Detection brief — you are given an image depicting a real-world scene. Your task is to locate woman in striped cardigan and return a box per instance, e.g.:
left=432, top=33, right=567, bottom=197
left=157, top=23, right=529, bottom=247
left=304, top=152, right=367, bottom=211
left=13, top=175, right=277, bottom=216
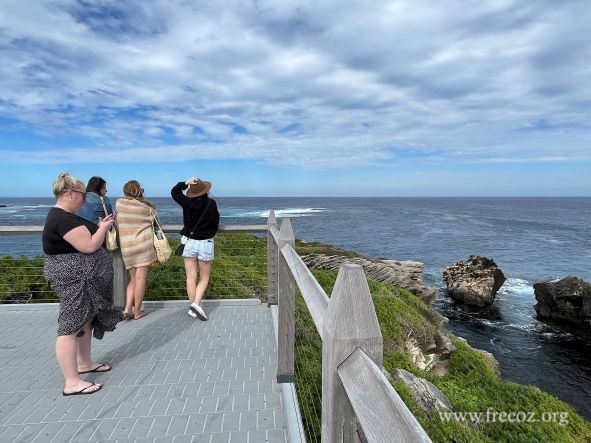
left=116, top=180, right=158, bottom=320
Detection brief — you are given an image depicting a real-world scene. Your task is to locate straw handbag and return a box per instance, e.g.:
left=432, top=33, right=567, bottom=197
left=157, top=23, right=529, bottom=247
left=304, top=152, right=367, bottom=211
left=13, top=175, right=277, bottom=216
left=99, top=197, right=118, bottom=251
left=151, top=209, right=172, bottom=263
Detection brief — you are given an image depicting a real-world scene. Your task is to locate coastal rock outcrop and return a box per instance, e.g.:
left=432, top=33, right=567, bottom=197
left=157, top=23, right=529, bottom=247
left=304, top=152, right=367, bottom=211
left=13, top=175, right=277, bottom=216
left=442, top=255, right=506, bottom=307
left=534, top=276, right=591, bottom=337
left=393, top=369, right=453, bottom=412
left=301, top=253, right=437, bottom=304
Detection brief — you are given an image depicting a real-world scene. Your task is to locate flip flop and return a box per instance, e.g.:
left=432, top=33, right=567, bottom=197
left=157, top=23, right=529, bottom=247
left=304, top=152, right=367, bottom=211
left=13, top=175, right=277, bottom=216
left=122, top=312, right=133, bottom=320
left=78, top=363, right=112, bottom=375
left=134, top=311, right=148, bottom=320
left=63, top=383, right=102, bottom=396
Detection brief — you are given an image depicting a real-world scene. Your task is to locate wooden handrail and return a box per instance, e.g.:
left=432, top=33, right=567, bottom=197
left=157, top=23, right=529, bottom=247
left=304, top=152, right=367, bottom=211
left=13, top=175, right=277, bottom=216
left=338, top=348, right=432, bottom=442
left=275, top=217, right=432, bottom=442
left=280, top=243, right=328, bottom=339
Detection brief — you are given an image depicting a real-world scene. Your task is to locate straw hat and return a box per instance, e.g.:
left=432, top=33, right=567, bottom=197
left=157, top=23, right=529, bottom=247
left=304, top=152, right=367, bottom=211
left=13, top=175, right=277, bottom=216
left=186, top=179, right=211, bottom=198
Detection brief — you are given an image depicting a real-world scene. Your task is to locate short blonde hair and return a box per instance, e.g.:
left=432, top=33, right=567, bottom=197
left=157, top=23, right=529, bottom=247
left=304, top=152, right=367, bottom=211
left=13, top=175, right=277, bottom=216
left=52, top=172, right=83, bottom=198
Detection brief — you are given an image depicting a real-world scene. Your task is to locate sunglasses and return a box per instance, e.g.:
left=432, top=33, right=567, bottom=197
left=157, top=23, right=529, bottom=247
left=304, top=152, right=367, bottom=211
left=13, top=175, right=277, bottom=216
left=70, top=189, right=88, bottom=201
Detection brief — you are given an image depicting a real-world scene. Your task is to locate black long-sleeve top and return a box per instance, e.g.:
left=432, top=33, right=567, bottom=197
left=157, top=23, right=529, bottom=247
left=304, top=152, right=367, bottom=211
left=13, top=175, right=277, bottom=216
left=171, top=182, right=220, bottom=239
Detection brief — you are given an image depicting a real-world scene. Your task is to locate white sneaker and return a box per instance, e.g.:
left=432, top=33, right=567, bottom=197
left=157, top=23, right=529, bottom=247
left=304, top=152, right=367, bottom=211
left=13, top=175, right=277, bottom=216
left=187, top=309, right=197, bottom=319
left=190, top=303, right=208, bottom=321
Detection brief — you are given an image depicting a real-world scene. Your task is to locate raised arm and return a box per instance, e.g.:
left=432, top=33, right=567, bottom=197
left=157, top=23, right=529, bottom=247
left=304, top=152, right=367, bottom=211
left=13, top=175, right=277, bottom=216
left=171, top=181, right=189, bottom=206
left=63, top=214, right=115, bottom=253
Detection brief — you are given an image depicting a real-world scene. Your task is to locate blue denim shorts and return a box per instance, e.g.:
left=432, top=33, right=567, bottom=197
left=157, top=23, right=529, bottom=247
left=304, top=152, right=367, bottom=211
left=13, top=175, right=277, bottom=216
left=180, top=236, right=215, bottom=261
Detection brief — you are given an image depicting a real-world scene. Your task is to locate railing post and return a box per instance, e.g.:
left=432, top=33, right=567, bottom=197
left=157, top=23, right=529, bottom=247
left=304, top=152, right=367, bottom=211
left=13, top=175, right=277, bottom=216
left=277, top=217, right=295, bottom=383
left=267, top=210, right=278, bottom=305
left=111, top=226, right=127, bottom=309
left=322, top=264, right=383, bottom=442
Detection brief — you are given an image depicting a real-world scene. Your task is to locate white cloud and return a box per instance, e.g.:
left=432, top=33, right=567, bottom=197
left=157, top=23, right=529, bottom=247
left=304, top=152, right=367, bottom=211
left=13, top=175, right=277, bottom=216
left=0, top=0, right=590, bottom=168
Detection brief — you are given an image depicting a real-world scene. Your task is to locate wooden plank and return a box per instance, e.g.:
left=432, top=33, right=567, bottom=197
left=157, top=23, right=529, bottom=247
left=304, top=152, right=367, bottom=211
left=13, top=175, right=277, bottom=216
left=111, top=248, right=127, bottom=309
left=277, top=218, right=295, bottom=383
left=322, top=264, right=383, bottom=442
left=281, top=243, right=328, bottom=340
left=338, top=348, right=432, bottom=443
left=267, top=211, right=278, bottom=305
left=269, top=225, right=280, bottom=243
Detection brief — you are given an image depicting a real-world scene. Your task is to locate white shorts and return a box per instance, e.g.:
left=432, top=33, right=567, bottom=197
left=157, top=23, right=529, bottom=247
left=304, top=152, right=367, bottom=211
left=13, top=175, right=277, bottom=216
left=181, top=236, right=215, bottom=261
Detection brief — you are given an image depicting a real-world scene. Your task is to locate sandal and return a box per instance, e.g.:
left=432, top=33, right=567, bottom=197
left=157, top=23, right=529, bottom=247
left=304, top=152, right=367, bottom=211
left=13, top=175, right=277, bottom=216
left=63, top=383, right=102, bottom=396
left=134, top=311, right=148, bottom=320
left=78, top=363, right=112, bottom=374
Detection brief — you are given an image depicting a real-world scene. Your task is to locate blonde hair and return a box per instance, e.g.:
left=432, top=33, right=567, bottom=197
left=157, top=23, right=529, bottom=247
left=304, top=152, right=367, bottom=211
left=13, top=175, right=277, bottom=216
left=122, top=180, right=155, bottom=208
left=52, top=172, right=83, bottom=198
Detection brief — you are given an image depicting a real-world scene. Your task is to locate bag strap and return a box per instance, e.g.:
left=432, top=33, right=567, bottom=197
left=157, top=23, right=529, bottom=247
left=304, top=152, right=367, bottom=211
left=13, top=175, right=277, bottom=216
left=150, top=208, right=164, bottom=232
left=187, top=198, right=210, bottom=237
left=99, top=196, right=110, bottom=216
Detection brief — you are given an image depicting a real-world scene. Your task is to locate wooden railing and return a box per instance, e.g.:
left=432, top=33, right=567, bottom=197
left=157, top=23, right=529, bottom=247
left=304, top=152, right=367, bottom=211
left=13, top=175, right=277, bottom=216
left=267, top=212, right=432, bottom=443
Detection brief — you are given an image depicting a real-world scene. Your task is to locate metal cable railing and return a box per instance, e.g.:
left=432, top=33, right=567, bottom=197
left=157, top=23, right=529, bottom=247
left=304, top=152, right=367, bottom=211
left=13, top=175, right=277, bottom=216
left=294, top=290, right=323, bottom=442
left=0, top=232, right=267, bottom=303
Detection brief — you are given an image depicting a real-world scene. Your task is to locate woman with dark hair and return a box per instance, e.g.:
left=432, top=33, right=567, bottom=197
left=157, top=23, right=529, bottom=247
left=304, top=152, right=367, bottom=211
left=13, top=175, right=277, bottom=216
left=43, top=172, right=123, bottom=396
left=78, top=176, right=113, bottom=224
left=116, top=180, right=158, bottom=320
left=171, top=177, right=220, bottom=320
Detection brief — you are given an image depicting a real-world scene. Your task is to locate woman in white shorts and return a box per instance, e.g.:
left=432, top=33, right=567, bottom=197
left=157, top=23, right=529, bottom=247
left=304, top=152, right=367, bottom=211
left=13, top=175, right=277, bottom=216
left=171, top=177, right=220, bottom=320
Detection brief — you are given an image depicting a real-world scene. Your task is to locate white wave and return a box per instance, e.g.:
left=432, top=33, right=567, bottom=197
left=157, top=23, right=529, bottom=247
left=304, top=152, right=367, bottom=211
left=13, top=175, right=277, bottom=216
left=499, top=278, right=534, bottom=297
left=221, top=208, right=327, bottom=218
left=0, top=204, right=53, bottom=210
left=479, top=319, right=497, bottom=328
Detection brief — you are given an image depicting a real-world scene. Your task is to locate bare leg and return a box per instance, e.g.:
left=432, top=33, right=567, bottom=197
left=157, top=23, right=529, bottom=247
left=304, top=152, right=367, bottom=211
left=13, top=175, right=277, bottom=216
left=194, top=260, right=212, bottom=305
left=76, top=322, right=93, bottom=370
left=56, top=332, right=101, bottom=394
left=133, top=266, right=149, bottom=319
left=124, top=268, right=135, bottom=315
left=184, top=258, right=198, bottom=302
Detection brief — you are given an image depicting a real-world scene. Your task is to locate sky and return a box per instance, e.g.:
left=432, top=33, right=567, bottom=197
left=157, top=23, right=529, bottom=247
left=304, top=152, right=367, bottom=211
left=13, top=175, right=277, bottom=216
left=0, top=0, right=590, bottom=197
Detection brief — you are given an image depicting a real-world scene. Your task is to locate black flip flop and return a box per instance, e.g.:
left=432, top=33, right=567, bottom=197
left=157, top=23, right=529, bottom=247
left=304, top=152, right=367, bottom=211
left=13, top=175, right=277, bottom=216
left=63, top=383, right=102, bottom=396
left=78, top=363, right=112, bottom=374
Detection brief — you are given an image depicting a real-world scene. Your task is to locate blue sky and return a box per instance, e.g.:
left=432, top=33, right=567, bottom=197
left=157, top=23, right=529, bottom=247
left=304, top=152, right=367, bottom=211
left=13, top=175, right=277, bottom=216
left=0, top=0, right=590, bottom=197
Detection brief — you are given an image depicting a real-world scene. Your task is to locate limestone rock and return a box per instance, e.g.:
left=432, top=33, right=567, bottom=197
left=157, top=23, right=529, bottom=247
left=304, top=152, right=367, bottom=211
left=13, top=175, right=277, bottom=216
left=394, top=369, right=453, bottom=412
left=404, top=338, right=437, bottom=372
left=301, top=253, right=437, bottom=304
left=442, top=255, right=506, bottom=307
left=534, top=276, right=591, bottom=337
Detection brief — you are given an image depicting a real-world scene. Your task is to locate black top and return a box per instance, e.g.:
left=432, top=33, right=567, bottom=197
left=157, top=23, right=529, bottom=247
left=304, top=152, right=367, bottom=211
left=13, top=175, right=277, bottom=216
left=171, top=182, right=220, bottom=240
left=43, top=207, right=99, bottom=255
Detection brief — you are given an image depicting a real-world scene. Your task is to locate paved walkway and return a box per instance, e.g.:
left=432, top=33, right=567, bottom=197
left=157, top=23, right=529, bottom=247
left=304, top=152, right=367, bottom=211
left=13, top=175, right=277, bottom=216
left=0, top=299, right=290, bottom=442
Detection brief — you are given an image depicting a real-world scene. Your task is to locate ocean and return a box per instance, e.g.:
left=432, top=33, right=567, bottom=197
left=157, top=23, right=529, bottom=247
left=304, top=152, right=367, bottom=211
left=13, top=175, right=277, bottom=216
left=1, top=196, right=590, bottom=419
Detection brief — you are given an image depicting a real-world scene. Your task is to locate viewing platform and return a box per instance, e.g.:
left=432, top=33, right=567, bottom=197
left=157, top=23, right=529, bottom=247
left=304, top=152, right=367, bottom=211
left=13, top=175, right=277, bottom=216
left=0, top=299, right=299, bottom=442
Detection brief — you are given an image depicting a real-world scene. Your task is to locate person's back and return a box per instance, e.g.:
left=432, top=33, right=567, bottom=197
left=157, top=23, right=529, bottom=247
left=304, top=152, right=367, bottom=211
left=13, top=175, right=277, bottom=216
left=171, top=177, right=220, bottom=321
left=78, top=192, right=112, bottom=224
left=77, top=176, right=113, bottom=224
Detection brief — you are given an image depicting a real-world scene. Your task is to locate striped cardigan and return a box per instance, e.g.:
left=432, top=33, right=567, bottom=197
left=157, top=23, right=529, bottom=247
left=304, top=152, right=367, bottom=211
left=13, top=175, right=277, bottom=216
left=115, top=198, right=157, bottom=269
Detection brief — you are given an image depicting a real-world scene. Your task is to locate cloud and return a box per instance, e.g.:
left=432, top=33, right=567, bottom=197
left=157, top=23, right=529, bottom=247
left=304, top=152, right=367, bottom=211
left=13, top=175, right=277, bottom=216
left=0, top=0, right=589, bottom=168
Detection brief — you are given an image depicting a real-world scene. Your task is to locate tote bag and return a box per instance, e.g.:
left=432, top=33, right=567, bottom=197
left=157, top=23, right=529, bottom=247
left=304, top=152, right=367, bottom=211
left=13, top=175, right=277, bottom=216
left=151, top=209, right=172, bottom=263
left=99, top=197, right=118, bottom=251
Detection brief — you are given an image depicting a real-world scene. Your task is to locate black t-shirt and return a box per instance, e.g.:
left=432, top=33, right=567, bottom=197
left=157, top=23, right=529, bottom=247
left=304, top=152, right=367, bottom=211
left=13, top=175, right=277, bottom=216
left=42, top=207, right=99, bottom=255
